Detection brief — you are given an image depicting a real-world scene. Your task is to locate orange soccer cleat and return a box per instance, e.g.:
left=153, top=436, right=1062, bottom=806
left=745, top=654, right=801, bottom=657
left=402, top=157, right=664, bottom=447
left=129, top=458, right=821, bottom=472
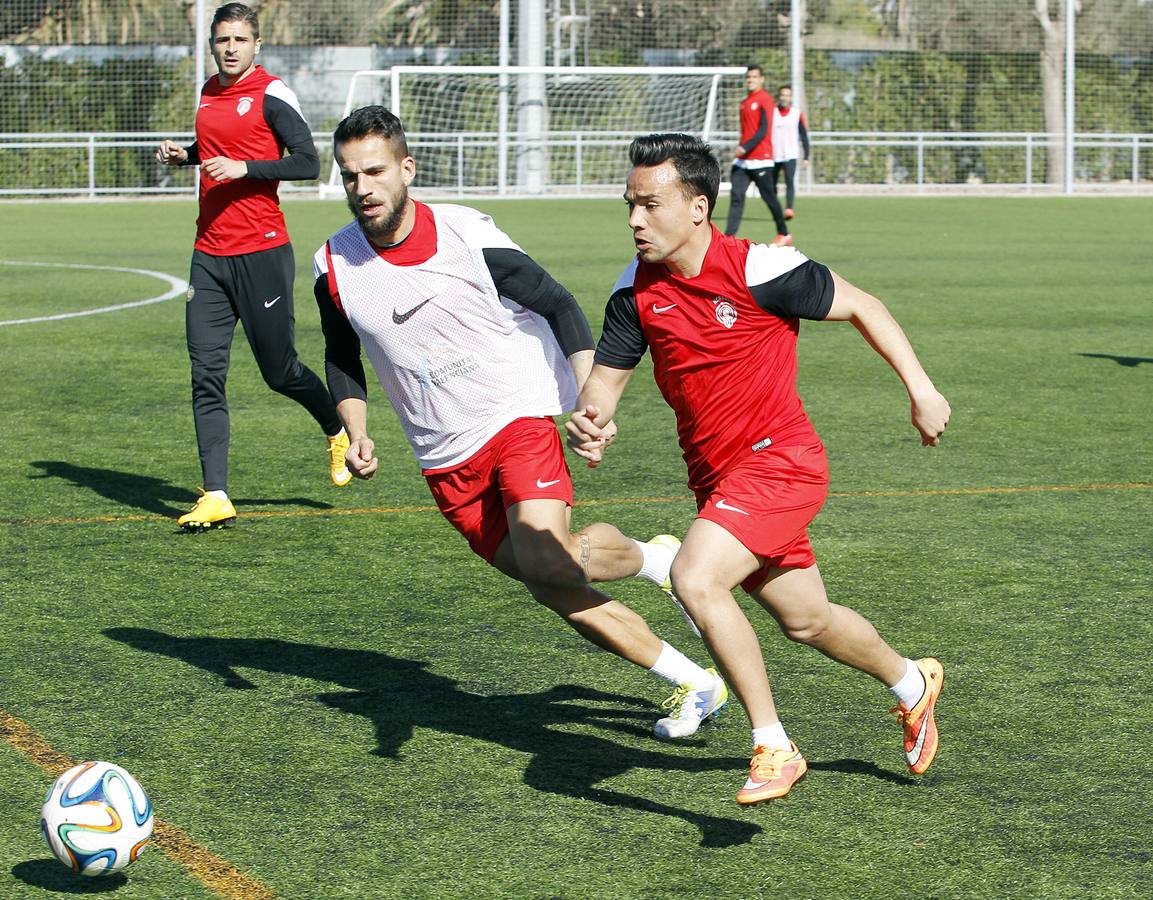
left=891, top=657, right=944, bottom=775
left=735, top=742, right=807, bottom=805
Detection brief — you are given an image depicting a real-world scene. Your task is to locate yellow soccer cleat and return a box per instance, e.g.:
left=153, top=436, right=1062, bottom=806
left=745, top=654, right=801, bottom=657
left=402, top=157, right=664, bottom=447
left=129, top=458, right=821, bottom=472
left=891, top=657, right=944, bottom=775
left=736, top=742, right=808, bottom=805
left=178, top=491, right=236, bottom=531
left=654, top=668, right=729, bottom=739
left=327, top=432, right=352, bottom=487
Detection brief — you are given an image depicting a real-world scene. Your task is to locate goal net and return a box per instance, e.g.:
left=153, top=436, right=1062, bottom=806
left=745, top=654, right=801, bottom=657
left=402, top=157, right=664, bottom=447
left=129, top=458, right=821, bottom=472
left=323, top=65, right=746, bottom=197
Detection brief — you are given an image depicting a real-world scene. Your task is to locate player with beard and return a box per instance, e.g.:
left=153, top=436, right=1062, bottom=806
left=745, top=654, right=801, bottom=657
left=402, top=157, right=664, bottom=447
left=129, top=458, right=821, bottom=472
left=156, top=2, right=349, bottom=531
left=568, top=133, right=950, bottom=804
left=311, top=106, right=728, bottom=738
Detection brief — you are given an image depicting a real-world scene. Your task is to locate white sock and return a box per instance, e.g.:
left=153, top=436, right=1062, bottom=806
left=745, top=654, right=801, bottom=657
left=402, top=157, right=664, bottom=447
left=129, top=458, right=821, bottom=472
left=889, top=658, right=926, bottom=709
left=648, top=641, right=712, bottom=689
left=751, top=722, right=791, bottom=751
left=633, top=538, right=673, bottom=584
left=206, top=490, right=229, bottom=501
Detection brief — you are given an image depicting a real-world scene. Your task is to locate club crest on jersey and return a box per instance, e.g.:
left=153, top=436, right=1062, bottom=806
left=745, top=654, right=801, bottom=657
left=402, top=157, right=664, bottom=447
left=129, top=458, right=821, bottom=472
left=236, top=96, right=255, bottom=116
left=713, top=296, right=738, bottom=329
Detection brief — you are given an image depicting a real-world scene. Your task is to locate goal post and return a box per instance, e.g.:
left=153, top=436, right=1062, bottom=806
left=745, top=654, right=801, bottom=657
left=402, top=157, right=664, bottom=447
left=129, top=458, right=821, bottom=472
left=323, top=65, right=746, bottom=197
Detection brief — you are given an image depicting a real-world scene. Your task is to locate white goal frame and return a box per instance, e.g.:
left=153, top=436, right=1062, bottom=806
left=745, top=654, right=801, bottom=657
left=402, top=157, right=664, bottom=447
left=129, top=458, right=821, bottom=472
left=323, top=65, right=746, bottom=198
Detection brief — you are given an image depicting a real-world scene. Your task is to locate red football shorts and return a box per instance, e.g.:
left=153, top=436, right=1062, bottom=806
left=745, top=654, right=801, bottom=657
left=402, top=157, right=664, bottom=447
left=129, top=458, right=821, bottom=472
left=424, top=416, right=574, bottom=563
left=695, top=441, right=829, bottom=593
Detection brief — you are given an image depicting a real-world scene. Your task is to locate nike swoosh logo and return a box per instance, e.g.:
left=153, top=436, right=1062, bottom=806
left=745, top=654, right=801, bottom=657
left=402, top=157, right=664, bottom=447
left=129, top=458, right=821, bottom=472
left=652, top=303, right=677, bottom=314
left=715, top=499, right=749, bottom=515
left=536, top=478, right=561, bottom=488
left=263, top=296, right=281, bottom=308
left=392, top=299, right=432, bottom=324
left=908, top=717, right=929, bottom=763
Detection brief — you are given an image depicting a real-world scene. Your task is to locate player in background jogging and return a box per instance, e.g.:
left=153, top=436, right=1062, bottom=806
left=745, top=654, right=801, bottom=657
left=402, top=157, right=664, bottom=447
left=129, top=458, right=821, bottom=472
left=724, top=65, right=791, bottom=247
left=313, top=106, right=726, bottom=739
left=568, top=133, right=950, bottom=804
left=771, top=85, right=810, bottom=221
left=156, top=2, right=348, bottom=531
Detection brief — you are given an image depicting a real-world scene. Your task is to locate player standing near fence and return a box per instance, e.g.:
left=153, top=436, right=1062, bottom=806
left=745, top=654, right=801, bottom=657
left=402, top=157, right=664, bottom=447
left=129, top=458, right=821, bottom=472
left=312, top=106, right=727, bottom=738
left=724, top=65, right=791, bottom=246
left=771, top=85, right=810, bottom=220
left=155, top=2, right=349, bottom=530
left=568, top=133, right=949, bottom=804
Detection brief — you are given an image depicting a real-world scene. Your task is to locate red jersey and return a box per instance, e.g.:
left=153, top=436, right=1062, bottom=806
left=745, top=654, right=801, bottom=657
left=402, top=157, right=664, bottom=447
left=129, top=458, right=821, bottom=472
left=738, top=89, right=774, bottom=162
left=190, top=66, right=319, bottom=256
left=595, top=229, right=834, bottom=492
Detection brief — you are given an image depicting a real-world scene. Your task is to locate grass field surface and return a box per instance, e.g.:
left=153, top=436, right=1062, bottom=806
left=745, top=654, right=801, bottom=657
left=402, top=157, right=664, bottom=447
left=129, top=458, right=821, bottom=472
left=1, top=194, right=1150, bottom=899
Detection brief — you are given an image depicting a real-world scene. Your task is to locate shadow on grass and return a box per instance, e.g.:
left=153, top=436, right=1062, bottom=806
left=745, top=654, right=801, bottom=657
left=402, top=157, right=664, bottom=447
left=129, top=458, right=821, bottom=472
left=29, top=461, right=332, bottom=517
left=104, top=628, right=761, bottom=848
left=1077, top=352, right=1153, bottom=368
left=809, top=758, right=916, bottom=786
left=11, top=859, right=126, bottom=893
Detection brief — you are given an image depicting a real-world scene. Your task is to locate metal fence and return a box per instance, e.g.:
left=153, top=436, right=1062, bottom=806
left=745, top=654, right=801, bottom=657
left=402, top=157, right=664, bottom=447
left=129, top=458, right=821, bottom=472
left=2, top=0, right=1152, bottom=196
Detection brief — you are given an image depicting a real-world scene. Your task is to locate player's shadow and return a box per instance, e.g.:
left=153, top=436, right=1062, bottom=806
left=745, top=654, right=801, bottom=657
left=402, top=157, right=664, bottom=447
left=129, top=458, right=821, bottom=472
left=104, top=628, right=761, bottom=848
left=11, top=859, right=127, bottom=893
left=1078, top=352, right=1153, bottom=368
left=28, top=461, right=332, bottom=518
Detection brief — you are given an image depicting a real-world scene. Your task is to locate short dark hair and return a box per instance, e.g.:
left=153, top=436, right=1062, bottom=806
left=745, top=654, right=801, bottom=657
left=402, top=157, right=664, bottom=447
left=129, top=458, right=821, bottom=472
left=333, top=105, right=410, bottom=157
left=211, top=3, right=259, bottom=39
left=746, top=65, right=763, bottom=76
left=778, top=84, right=793, bottom=93
left=628, top=133, right=720, bottom=217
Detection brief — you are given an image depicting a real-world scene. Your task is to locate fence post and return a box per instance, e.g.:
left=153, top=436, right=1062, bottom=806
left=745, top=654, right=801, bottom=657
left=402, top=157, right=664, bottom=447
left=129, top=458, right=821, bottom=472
left=458, top=136, right=465, bottom=196
left=88, top=135, right=97, bottom=198
left=575, top=133, right=583, bottom=193
left=1026, top=134, right=1033, bottom=192
left=916, top=133, right=924, bottom=191
left=1133, top=134, right=1140, bottom=189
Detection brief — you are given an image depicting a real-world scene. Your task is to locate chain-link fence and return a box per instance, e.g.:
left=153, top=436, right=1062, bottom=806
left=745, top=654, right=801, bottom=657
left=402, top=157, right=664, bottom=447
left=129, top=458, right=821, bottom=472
left=1, top=0, right=1151, bottom=195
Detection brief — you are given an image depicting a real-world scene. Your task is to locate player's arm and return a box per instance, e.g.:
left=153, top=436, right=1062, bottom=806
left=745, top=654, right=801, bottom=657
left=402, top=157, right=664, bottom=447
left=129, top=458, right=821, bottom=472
left=824, top=271, right=950, bottom=446
left=482, top=246, right=597, bottom=391
left=738, top=107, right=769, bottom=158
left=313, top=270, right=377, bottom=478
left=799, top=114, right=810, bottom=164
left=566, top=287, right=645, bottom=467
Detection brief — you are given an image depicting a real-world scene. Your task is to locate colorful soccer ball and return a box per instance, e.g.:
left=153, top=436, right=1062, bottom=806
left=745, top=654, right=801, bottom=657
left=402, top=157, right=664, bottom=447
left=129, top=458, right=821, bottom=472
left=40, top=761, right=154, bottom=876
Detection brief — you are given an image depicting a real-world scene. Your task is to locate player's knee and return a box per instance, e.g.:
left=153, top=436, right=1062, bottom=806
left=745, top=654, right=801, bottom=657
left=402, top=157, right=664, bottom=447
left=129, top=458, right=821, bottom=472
left=517, top=543, right=586, bottom=591
left=260, top=361, right=301, bottom=393
left=668, top=561, right=720, bottom=615
left=780, top=611, right=831, bottom=646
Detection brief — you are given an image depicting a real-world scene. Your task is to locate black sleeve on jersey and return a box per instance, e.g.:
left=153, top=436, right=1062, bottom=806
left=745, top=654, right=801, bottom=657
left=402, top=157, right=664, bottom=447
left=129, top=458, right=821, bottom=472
left=741, top=107, right=769, bottom=156
left=799, top=118, right=811, bottom=160
left=482, top=247, right=594, bottom=357
left=245, top=94, right=320, bottom=181
left=593, top=288, right=647, bottom=369
left=313, top=273, right=368, bottom=404
left=183, top=141, right=200, bottom=165
left=749, top=260, right=835, bottom=321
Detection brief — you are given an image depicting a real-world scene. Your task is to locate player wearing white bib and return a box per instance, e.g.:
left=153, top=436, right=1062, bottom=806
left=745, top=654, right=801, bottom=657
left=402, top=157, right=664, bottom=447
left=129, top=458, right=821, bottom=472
left=770, top=85, right=810, bottom=220
left=314, top=106, right=726, bottom=739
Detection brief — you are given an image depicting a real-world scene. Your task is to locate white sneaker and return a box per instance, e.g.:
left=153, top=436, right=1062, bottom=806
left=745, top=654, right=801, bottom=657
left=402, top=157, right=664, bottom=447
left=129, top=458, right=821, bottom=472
left=647, top=534, right=701, bottom=637
left=654, top=668, right=729, bottom=739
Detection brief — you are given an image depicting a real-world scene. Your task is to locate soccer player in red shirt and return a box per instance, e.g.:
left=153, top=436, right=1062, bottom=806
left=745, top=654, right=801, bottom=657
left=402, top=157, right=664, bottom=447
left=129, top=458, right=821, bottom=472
left=724, top=65, right=790, bottom=246
left=156, top=3, right=348, bottom=530
left=568, top=133, right=951, bottom=805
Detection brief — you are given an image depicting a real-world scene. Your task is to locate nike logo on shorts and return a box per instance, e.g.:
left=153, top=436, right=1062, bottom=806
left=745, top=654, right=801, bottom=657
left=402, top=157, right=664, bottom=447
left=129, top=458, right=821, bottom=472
left=393, top=299, right=432, bottom=324
left=536, top=478, right=561, bottom=488
left=264, top=296, right=282, bottom=308
left=652, top=303, right=677, bottom=314
left=715, top=498, right=749, bottom=515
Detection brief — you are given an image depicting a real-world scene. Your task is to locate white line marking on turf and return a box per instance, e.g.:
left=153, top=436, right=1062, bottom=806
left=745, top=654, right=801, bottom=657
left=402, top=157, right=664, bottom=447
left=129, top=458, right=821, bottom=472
left=0, top=260, right=187, bottom=326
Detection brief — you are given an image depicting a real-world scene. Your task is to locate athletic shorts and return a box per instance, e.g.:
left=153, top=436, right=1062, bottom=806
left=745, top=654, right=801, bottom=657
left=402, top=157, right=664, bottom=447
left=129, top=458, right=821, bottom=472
left=424, top=416, right=574, bottom=563
left=695, top=441, right=829, bottom=593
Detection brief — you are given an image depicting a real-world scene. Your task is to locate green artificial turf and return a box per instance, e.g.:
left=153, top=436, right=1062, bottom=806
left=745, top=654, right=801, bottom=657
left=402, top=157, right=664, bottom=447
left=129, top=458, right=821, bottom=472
left=0, top=194, right=1149, bottom=898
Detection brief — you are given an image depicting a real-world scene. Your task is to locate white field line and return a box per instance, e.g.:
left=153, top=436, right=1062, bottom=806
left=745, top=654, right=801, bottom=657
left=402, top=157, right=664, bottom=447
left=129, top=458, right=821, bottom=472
left=0, top=260, right=187, bottom=326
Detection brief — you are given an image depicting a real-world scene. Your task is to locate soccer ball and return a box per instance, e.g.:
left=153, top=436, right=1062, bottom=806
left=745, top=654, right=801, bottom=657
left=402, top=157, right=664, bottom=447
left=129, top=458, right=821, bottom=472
left=40, top=761, right=154, bottom=876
